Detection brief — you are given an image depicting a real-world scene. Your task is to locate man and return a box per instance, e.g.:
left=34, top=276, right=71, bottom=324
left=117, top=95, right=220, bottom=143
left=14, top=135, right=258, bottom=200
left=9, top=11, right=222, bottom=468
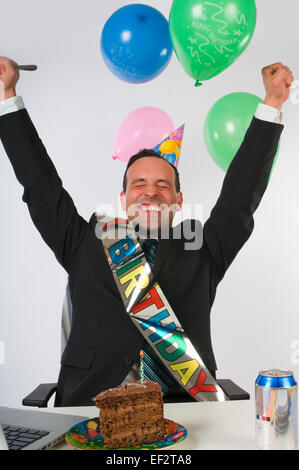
left=0, top=57, right=294, bottom=406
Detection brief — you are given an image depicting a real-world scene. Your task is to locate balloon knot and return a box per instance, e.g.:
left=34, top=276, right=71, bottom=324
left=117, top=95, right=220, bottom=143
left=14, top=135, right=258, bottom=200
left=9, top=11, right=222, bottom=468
left=195, top=80, right=202, bottom=87
left=112, top=155, right=118, bottom=160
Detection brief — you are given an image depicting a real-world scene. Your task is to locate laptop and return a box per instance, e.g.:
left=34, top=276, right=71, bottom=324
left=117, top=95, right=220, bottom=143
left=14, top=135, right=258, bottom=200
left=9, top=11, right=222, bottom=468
left=0, top=406, right=89, bottom=450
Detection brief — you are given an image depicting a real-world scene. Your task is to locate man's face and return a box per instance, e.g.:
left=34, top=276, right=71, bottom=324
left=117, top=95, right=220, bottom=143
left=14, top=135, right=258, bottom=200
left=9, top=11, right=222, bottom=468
left=120, top=157, right=183, bottom=237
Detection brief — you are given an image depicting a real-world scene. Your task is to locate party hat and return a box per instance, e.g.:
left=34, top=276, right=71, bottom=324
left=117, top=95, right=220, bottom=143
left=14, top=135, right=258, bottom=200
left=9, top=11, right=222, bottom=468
left=152, top=124, right=185, bottom=169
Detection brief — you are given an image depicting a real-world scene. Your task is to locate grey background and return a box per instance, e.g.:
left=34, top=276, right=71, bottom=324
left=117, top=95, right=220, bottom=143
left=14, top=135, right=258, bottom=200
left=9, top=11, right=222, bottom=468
left=0, top=0, right=298, bottom=408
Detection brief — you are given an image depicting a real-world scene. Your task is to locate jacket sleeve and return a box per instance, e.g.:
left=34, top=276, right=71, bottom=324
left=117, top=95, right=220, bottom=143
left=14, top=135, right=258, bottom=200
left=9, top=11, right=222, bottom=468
left=0, top=108, right=89, bottom=272
left=203, top=116, right=284, bottom=282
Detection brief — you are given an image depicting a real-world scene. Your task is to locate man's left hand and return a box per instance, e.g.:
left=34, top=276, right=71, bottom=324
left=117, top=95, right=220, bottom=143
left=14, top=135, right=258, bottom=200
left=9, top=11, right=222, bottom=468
left=262, top=62, right=294, bottom=110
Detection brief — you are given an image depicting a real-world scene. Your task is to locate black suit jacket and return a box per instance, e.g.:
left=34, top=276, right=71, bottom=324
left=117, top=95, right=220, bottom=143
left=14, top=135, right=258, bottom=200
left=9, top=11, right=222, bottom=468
left=0, top=109, right=283, bottom=406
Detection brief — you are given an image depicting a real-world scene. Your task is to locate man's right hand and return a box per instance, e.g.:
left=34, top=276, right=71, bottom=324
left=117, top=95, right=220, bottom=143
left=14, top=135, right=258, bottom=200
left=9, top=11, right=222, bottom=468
left=0, top=56, right=20, bottom=101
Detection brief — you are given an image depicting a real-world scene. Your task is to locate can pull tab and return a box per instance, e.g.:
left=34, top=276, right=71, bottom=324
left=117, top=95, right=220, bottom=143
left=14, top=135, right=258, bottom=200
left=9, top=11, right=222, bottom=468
left=260, top=369, right=293, bottom=378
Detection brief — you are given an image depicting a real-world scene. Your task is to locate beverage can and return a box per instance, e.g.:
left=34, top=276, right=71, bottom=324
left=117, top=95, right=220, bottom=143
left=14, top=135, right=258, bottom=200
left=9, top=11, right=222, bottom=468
left=255, top=369, right=297, bottom=450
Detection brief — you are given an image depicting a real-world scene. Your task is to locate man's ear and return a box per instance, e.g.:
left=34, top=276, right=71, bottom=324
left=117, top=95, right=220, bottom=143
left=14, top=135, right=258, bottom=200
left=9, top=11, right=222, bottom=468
left=176, top=191, right=183, bottom=211
left=120, top=191, right=126, bottom=212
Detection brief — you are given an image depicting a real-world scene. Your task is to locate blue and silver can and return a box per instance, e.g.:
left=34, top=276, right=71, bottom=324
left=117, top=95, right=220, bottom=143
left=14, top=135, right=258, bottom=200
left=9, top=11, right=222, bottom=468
left=255, top=369, right=297, bottom=450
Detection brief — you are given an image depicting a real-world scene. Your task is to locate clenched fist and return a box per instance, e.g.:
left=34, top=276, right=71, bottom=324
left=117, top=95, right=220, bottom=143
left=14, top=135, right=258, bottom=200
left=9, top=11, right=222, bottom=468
left=0, top=56, right=20, bottom=101
left=262, top=62, right=294, bottom=110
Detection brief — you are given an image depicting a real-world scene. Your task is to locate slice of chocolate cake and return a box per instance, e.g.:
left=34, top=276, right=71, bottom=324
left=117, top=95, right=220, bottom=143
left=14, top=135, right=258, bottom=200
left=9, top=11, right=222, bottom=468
left=92, top=381, right=166, bottom=449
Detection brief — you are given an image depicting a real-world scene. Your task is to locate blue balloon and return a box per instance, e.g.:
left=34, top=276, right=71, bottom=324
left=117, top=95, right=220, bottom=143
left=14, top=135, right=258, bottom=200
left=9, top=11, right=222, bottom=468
left=101, top=4, right=173, bottom=84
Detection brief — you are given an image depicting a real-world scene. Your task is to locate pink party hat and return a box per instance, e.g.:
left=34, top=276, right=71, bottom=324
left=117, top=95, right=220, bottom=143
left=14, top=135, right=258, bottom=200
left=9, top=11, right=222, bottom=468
left=152, top=124, right=185, bottom=169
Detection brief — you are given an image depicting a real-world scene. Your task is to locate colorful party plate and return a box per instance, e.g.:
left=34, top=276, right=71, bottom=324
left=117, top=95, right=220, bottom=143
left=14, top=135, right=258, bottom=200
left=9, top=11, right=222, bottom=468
left=65, top=417, right=187, bottom=450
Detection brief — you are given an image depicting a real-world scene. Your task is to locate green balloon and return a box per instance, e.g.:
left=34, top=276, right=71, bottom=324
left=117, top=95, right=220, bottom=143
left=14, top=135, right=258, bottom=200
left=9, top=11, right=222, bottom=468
left=169, top=0, right=257, bottom=85
left=203, top=92, right=280, bottom=179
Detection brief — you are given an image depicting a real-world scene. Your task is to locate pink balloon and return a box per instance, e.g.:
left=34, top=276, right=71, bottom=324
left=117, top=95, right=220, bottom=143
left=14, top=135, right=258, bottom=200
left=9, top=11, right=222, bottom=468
left=113, top=107, right=174, bottom=163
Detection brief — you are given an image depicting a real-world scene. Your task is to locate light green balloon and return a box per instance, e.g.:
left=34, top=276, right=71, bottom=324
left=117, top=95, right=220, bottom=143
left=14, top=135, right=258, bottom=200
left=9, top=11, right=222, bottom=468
left=203, top=92, right=280, bottom=179
left=169, top=0, right=257, bottom=86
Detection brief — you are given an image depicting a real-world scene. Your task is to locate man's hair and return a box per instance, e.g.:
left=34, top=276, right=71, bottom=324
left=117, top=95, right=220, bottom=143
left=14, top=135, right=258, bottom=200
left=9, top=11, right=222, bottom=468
left=122, top=149, right=181, bottom=193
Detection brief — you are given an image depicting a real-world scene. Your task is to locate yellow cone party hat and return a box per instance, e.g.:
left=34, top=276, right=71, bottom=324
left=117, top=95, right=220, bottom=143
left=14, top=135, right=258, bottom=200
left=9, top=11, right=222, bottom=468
left=152, top=124, right=185, bottom=169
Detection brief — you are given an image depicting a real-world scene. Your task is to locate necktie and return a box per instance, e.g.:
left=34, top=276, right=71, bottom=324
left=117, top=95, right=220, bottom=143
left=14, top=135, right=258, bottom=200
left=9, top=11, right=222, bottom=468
left=140, top=341, right=175, bottom=396
left=139, top=238, right=175, bottom=396
left=141, top=238, right=158, bottom=265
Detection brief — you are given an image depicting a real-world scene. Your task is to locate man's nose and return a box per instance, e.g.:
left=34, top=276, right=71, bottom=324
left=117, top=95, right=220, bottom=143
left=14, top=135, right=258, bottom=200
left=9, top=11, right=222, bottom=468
left=143, top=185, right=159, bottom=198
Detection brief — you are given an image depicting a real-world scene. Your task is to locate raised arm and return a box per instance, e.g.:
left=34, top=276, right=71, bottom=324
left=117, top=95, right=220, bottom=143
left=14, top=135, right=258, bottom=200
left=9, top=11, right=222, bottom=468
left=0, top=56, right=89, bottom=272
left=203, top=62, right=294, bottom=281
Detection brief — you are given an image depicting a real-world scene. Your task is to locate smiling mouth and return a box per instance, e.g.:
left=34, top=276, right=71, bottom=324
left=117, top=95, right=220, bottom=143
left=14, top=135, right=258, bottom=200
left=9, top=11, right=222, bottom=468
left=140, top=204, right=161, bottom=212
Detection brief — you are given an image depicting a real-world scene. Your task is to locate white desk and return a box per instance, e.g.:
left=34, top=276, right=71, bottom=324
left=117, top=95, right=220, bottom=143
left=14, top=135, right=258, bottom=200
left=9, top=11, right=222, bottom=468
left=39, top=399, right=263, bottom=450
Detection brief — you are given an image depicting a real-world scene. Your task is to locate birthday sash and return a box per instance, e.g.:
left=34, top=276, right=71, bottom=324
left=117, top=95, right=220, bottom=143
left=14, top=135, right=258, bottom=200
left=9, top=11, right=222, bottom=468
left=96, top=215, right=228, bottom=402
